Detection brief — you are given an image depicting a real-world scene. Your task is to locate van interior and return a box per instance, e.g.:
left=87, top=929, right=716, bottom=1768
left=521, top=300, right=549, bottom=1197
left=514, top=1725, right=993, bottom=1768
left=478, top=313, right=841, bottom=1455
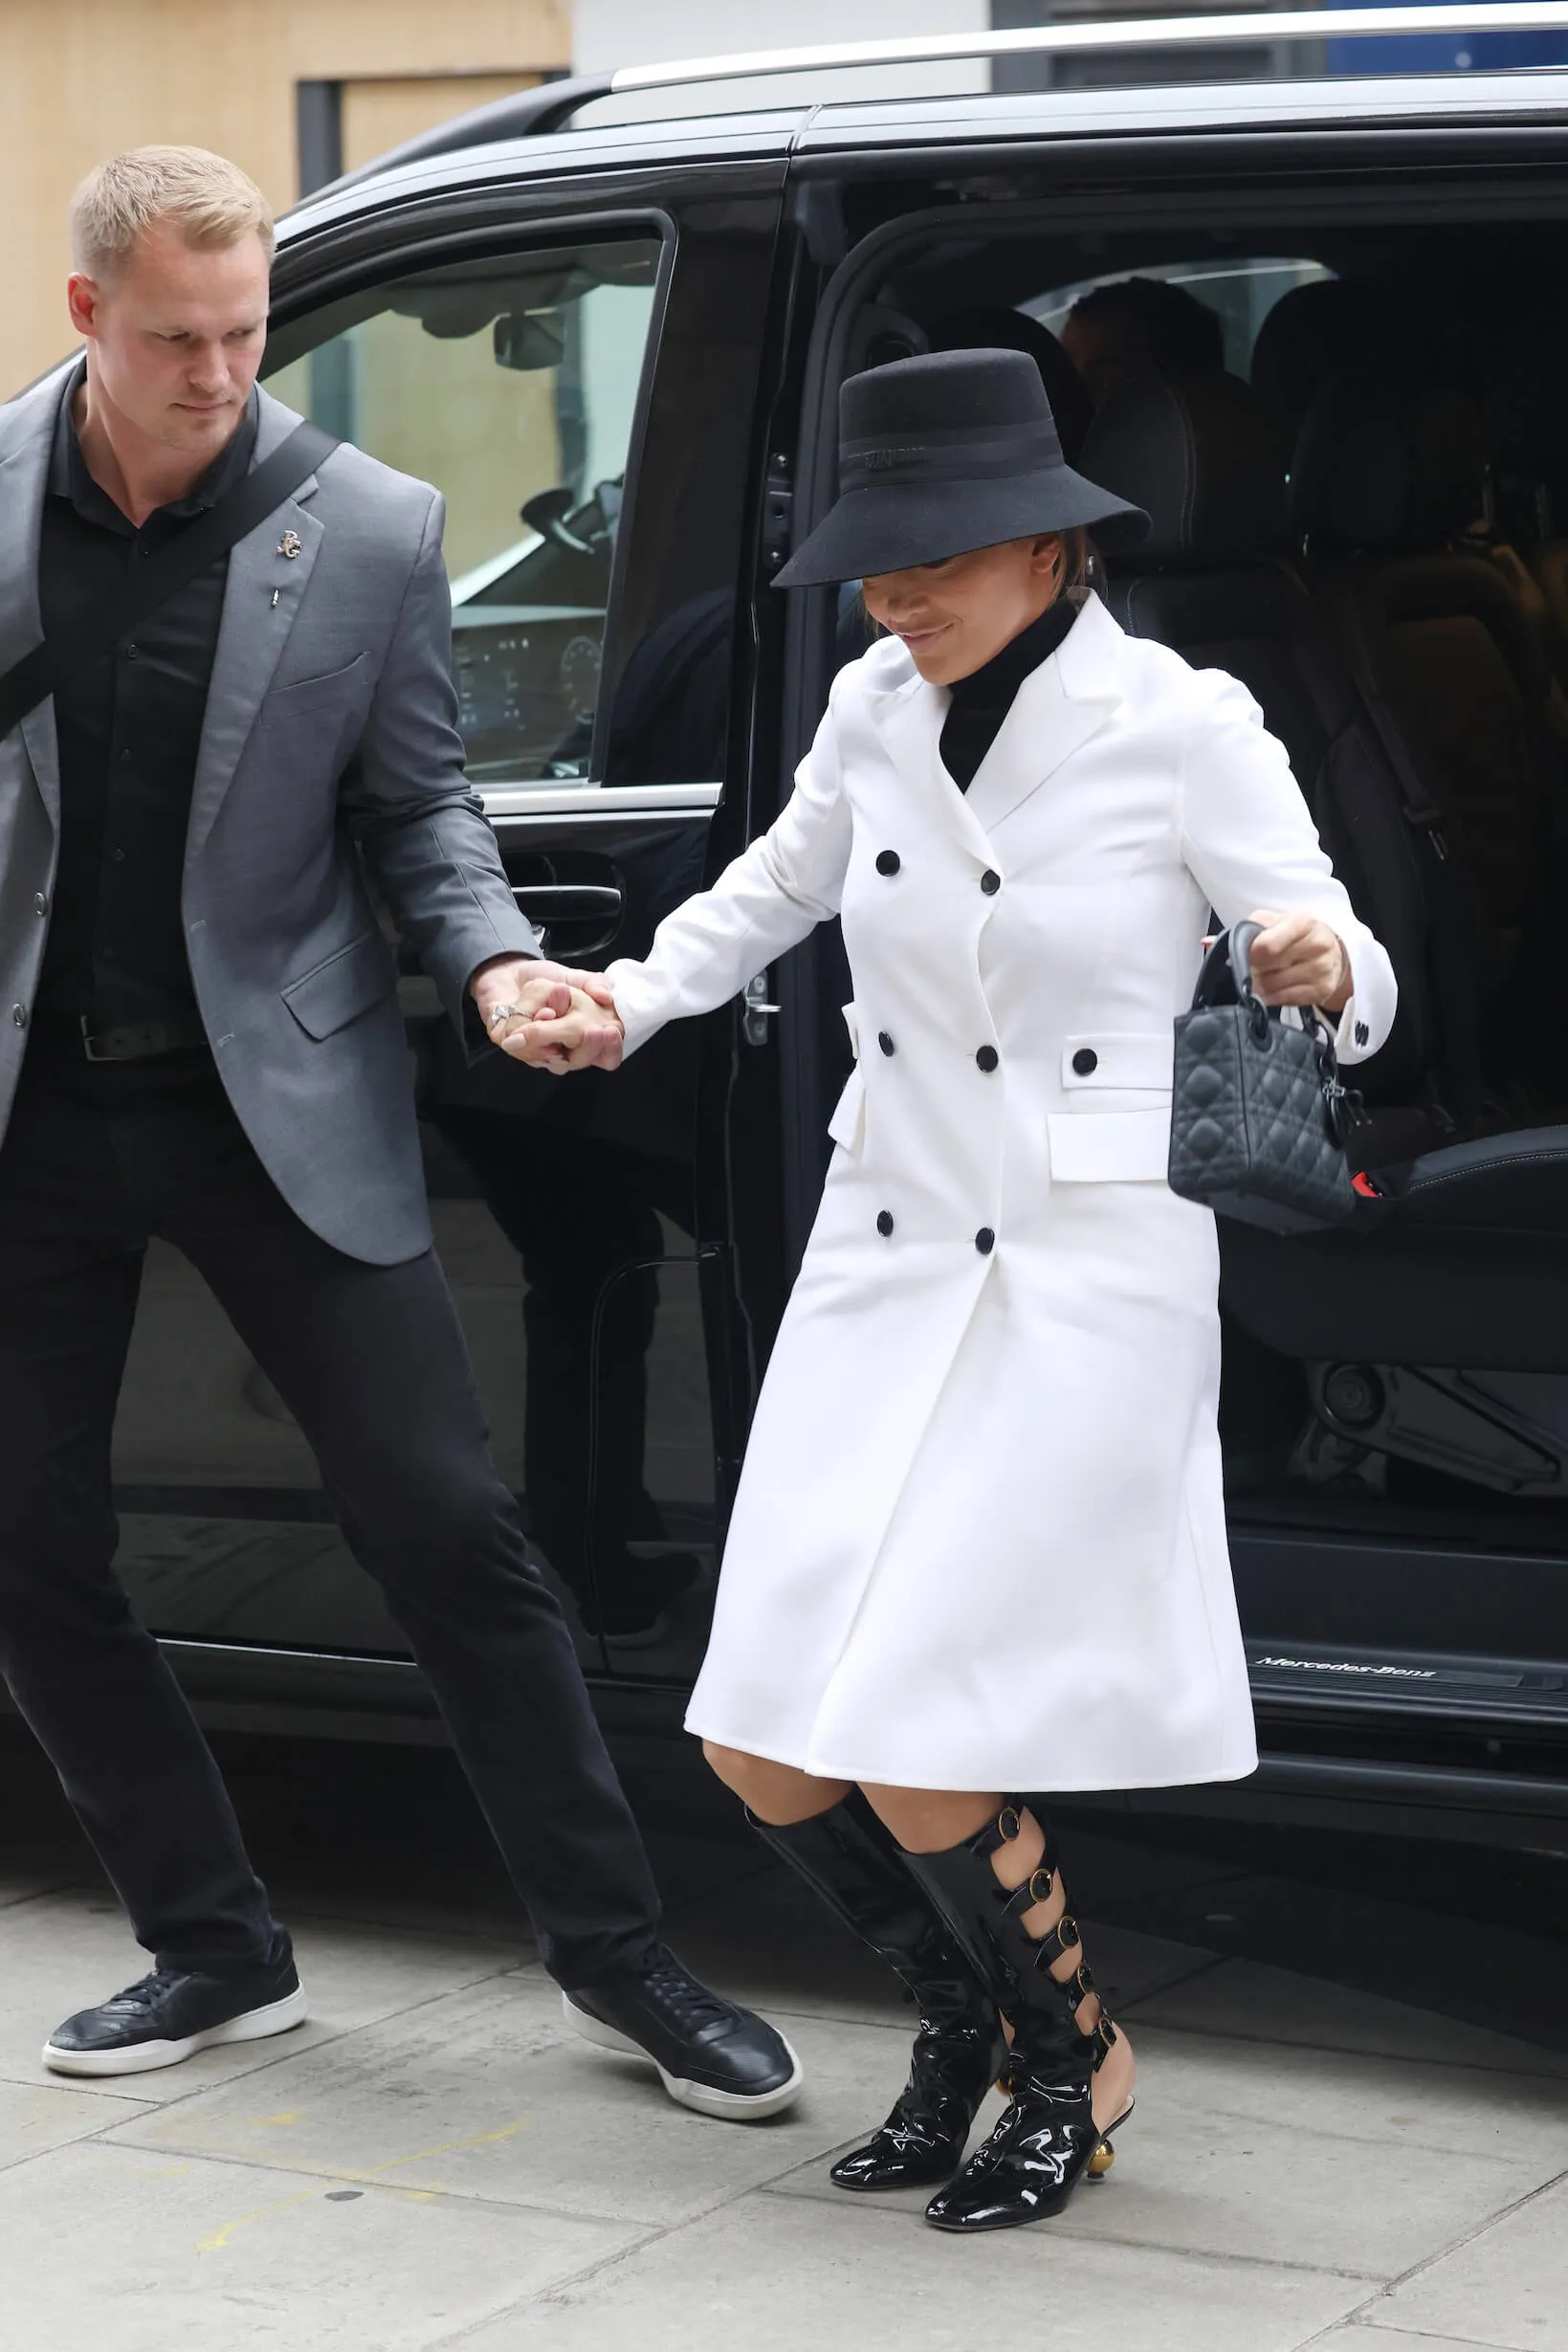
left=827, top=211, right=1568, bottom=1560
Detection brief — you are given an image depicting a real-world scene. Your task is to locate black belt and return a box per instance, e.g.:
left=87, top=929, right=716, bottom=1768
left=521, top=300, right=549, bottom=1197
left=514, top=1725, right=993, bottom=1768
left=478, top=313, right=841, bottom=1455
left=34, top=1010, right=210, bottom=1063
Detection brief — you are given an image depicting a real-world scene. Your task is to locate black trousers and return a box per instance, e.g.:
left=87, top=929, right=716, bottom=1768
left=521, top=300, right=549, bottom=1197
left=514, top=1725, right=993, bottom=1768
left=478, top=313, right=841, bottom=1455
left=0, top=1056, right=662, bottom=1987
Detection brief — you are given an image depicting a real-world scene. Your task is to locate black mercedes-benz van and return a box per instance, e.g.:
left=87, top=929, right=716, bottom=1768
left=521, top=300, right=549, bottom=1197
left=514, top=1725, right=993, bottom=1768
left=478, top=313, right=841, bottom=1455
left=101, top=14, right=1568, bottom=1846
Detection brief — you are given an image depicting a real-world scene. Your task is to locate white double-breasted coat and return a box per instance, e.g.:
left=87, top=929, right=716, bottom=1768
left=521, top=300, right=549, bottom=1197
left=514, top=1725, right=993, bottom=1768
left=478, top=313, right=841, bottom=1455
left=606, top=596, right=1397, bottom=1792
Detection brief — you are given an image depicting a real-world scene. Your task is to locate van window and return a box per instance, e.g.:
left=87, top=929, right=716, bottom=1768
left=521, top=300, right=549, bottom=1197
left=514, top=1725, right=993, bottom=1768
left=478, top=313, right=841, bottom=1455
left=1029, top=257, right=1332, bottom=379
left=264, top=237, right=662, bottom=784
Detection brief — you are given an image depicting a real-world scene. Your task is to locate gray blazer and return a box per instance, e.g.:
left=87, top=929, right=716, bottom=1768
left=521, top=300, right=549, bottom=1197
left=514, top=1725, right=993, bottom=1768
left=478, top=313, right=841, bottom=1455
left=0, top=376, right=540, bottom=1264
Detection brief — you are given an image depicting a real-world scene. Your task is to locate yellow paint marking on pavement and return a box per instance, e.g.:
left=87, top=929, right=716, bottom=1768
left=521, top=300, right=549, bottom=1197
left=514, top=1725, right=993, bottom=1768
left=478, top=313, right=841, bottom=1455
left=254, top=2111, right=304, bottom=2127
left=196, top=2119, right=529, bottom=2252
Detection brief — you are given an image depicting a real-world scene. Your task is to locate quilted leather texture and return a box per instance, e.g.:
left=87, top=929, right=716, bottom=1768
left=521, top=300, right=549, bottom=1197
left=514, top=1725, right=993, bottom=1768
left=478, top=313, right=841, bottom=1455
left=1168, top=1003, right=1358, bottom=1233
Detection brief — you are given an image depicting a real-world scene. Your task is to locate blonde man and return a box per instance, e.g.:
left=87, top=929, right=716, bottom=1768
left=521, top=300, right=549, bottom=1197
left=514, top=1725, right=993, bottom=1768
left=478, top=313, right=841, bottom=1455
left=0, top=148, right=800, bottom=2115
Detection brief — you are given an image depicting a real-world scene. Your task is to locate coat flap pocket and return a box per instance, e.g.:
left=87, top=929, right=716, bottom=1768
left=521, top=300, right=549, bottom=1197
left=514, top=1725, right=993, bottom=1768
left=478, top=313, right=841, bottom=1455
left=827, top=1065, right=867, bottom=1157
left=841, top=1000, right=861, bottom=1060
left=1061, top=1032, right=1172, bottom=1092
left=281, top=927, right=392, bottom=1040
left=1048, top=1105, right=1171, bottom=1183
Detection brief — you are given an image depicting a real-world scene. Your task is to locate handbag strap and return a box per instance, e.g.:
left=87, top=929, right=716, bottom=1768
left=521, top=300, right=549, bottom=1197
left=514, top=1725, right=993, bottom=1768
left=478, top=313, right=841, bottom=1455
left=1190, top=919, right=1265, bottom=1010
left=0, top=415, right=340, bottom=743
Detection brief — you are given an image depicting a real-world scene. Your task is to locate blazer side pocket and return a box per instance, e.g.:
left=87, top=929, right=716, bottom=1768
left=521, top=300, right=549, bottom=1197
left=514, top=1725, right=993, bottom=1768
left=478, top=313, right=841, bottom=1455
left=1047, top=1105, right=1171, bottom=1183
left=281, top=926, right=393, bottom=1040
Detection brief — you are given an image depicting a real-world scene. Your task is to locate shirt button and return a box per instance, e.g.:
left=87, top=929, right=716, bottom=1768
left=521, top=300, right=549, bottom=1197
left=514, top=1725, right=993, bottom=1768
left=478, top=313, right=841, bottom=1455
left=975, top=1226, right=995, bottom=1254
left=1071, top=1047, right=1098, bottom=1076
left=119, top=748, right=133, bottom=765
left=11, top=1005, right=26, bottom=1029
left=138, top=543, right=153, bottom=561
left=33, top=893, right=48, bottom=917
left=878, top=1031, right=895, bottom=1057
left=110, top=848, right=126, bottom=863
left=876, top=1209, right=894, bottom=1237
left=123, top=642, right=140, bottom=660
left=976, top=1045, right=999, bottom=1073
left=875, top=850, right=901, bottom=876
left=981, top=868, right=1002, bottom=896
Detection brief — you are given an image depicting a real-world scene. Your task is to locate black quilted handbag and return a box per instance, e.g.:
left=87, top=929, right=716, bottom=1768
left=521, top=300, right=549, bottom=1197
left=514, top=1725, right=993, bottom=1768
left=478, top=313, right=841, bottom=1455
left=1167, top=920, right=1364, bottom=1233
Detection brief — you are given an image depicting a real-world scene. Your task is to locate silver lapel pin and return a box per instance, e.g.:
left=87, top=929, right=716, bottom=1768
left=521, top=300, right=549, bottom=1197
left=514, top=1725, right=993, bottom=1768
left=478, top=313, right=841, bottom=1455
left=277, top=529, right=302, bottom=560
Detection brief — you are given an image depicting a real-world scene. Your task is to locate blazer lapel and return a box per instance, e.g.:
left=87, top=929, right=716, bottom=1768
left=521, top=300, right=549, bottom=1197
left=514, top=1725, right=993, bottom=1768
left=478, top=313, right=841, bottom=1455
left=963, top=592, right=1127, bottom=835
left=871, top=673, right=1001, bottom=869
left=0, top=370, right=75, bottom=830
left=186, top=390, right=325, bottom=866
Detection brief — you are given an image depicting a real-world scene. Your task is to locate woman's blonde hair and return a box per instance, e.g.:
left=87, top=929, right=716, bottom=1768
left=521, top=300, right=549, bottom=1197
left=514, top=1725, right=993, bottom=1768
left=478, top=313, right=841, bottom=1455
left=69, top=146, right=275, bottom=281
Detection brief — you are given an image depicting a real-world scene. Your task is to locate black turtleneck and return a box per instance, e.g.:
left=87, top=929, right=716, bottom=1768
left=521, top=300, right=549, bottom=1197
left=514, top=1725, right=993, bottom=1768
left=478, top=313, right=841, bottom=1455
left=939, top=594, right=1080, bottom=793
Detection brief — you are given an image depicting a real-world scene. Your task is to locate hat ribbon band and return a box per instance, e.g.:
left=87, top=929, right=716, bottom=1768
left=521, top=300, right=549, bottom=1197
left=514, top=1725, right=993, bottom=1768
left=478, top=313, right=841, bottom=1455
left=839, top=422, right=1062, bottom=492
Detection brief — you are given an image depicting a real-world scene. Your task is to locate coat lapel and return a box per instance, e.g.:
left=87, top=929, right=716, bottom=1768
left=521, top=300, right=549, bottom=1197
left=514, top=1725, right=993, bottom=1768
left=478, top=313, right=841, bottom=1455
left=870, top=672, right=1004, bottom=869
left=0, top=368, right=75, bottom=830
left=185, top=390, right=324, bottom=866
left=962, top=592, right=1127, bottom=836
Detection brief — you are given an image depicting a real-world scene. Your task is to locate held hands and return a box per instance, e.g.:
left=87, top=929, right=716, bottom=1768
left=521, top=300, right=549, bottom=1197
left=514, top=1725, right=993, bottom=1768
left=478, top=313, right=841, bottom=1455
left=1244, top=909, right=1352, bottom=1013
left=468, top=956, right=626, bottom=1075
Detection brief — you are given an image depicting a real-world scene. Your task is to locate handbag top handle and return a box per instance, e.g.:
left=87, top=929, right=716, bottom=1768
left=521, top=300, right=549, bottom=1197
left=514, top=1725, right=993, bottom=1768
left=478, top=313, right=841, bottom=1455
left=1191, top=919, right=1265, bottom=1011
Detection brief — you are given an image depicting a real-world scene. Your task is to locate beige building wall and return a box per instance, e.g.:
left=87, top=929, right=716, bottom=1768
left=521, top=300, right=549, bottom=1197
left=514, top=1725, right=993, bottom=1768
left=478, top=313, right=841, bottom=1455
left=0, top=0, right=570, bottom=397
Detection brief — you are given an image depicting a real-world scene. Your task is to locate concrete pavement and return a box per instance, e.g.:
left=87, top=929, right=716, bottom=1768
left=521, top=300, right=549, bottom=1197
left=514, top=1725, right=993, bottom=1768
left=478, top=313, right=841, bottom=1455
left=1, top=1743, right=1566, bottom=2351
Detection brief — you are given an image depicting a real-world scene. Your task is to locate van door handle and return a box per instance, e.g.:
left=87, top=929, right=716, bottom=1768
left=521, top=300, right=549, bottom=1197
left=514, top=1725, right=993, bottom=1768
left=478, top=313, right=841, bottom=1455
left=511, top=886, right=623, bottom=920
left=511, top=884, right=624, bottom=957
left=743, top=970, right=781, bottom=1047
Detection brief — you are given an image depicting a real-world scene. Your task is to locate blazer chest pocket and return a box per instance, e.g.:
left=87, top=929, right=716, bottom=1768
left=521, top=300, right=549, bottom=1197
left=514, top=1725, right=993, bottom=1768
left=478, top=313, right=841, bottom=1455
left=281, top=927, right=393, bottom=1039
left=261, top=652, right=370, bottom=721
left=1049, top=1031, right=1172, bottom=1184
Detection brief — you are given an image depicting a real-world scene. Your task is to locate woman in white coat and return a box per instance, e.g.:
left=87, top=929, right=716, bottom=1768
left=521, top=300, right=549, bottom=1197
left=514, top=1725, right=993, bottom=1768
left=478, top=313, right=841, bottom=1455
left=531, top=349, right=1397, bottom=2232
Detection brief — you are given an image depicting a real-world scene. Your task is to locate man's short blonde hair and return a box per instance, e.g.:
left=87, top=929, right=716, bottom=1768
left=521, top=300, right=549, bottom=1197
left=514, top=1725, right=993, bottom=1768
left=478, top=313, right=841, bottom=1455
left=69, top=146, right=275, bottom=281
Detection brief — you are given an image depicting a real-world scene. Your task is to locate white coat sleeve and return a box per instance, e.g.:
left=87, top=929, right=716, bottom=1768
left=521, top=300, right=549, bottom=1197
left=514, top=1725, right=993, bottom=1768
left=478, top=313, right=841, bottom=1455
left=605, top=695, right=853, bottom=1058
left=1178, top=669, right=1398, bottom=1066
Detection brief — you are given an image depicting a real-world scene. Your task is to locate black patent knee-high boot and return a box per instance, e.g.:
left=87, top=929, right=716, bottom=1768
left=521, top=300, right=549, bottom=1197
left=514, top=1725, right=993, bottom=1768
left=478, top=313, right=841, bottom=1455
left=900, top=1798, right=1133, bottom=2232
left=746, top=1794, right=1005, bottom=2190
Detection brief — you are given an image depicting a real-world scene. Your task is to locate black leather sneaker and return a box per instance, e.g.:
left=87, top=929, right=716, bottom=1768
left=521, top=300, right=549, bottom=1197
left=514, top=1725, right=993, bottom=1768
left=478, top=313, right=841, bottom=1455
left=563, top=1943, right=804, bottom=2119
left=42, top=1936, right=307, bottom=2078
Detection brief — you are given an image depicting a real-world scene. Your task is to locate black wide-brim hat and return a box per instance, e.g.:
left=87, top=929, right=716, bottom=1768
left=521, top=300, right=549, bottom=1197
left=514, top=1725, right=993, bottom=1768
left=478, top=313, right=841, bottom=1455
left=774, top=346, right=1149, bottom=588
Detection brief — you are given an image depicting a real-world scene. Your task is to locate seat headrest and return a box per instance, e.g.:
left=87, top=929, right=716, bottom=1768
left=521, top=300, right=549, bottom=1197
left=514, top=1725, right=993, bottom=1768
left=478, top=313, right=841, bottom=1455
left=1078, top=370, right=1288, bottom=567
left=927, top=308, right=1092, bottom=463
left=1250, top=278, right=1403, bottom=441
left=1290, top=370, right=1489, bottom=549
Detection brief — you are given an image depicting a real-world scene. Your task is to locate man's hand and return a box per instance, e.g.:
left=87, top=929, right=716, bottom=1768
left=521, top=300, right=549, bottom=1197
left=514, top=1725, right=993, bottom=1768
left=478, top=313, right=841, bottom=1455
left=468, top=955, right=624, bottom=1072
left=1246, top=909, right=1352, bottom=1011
left=502, top=989, right=626, bottom=1075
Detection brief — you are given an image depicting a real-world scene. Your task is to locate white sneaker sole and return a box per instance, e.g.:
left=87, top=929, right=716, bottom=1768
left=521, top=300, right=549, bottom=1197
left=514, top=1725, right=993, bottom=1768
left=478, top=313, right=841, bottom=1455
left=41, top=1983, right=309, bottom=2078
left=562, top=1992, right=805, bottom=2119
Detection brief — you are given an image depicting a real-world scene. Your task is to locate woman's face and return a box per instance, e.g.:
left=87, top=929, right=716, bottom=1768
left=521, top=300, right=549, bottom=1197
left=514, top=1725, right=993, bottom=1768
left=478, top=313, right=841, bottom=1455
left=860, top=534, right=1066, bottom=685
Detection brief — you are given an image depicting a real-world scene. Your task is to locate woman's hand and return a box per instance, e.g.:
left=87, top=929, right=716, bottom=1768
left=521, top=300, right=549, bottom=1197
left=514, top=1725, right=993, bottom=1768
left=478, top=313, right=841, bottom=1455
left=497, top=986, right=625, bottom=1075
left=1245, top=909, right=1352, bottom=1011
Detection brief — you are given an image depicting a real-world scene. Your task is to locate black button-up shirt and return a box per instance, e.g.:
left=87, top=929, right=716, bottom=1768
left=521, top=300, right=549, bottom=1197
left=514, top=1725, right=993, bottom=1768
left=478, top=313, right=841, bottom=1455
left=35, top=367, right=258, bottom=1039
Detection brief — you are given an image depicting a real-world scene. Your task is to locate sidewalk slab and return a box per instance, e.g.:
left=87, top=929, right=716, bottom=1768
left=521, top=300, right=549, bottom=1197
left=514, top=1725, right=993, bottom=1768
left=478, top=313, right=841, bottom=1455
left=449, top=2189, right=1371, bottom=2352
left=768, top=2039, right=1555, bottom=2279
left=0, top=2077, right=157, bottom=2169
left=1360, top=2172, right=1568, bottom=2349
left=0, top=2140, right=643, bottom=2352
left=101, top=1975, right=916, bottom=2226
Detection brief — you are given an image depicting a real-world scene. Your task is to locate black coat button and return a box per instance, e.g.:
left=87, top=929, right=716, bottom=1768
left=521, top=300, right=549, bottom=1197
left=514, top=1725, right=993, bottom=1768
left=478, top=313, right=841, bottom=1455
left=876, top=1209, right=894, bottom=1237
left=1355, top=1020, right=1369, bottom=1047
left=11, top=1005, right=26, bottom=1029
left=876, top=850, right=901, bottom=876
left=1071, top=1047, right=1098, bottom=1076
left=975, top=1227, right=995, bottom=1254
left=33, top=893, right=48, bottom=917
left=980, top=868, right=1001, bottom=896
left=878, top=1031, right=895, bottom=1056
left=976, top=1045, right=999, bottom=1073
